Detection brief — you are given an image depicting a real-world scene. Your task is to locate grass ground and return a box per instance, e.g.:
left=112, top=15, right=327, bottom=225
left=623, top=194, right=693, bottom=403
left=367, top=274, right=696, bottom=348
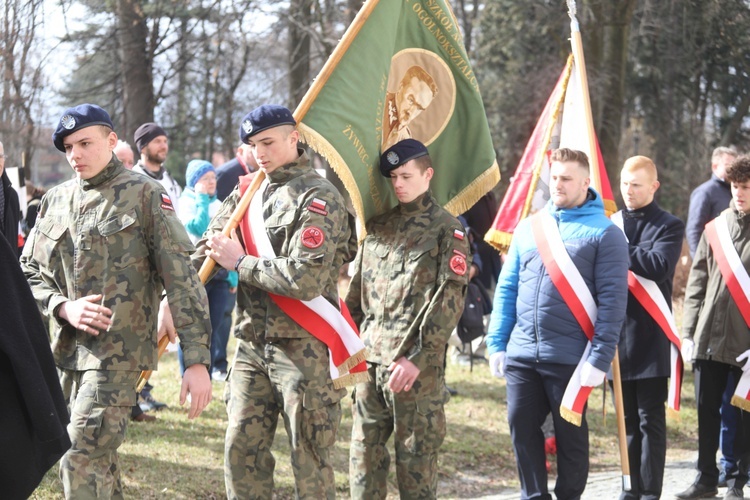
left=31, top=339, right=699, bottom=499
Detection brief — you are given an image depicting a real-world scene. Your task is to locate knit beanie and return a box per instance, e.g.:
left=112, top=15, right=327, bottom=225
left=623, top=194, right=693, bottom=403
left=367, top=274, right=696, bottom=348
left=134, top=122, right=167, bottom=152
left=185, top=159, right=215, bottom=189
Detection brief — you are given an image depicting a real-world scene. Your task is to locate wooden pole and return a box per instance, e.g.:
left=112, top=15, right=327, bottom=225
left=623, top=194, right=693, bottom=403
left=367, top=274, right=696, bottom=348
left=611, top=347, right=631, bottom=491
left=567, top=0, right=629, bottom=490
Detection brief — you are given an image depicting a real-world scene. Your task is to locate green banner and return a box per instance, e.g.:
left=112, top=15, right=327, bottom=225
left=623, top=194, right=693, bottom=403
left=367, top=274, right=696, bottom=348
left=297, top=0, right=499, bottom=225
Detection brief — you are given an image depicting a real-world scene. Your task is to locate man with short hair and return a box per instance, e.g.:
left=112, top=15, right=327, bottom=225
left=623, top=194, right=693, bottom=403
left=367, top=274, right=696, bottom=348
left=0, top=141, right=20, bottom=256
left=193, top=104, right=357, bottom=499
left=686, top=146, right=737, bottom=258
left=216, top=143, right=258, bottom=201
left=133, top=122, right=181, bottom=214
left=346, top=139, right=470, bottom=499
left=113, top=139, right=135, bottom=170
left=611, top=155, right=685, bottom=499
left=486, top=148, right=629, bottom=499
left=21, top=103, right=213, bottom=498
left=678, top=155, right=750, bottom=500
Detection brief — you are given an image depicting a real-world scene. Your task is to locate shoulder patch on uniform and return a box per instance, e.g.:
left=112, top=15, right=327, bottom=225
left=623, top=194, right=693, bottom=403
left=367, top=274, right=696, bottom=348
left=301, top=226, right=325, bottom=249
left=161, top=193, right=174, bottom=211
left=307, top=198, right=328, bottom=216
left=450, top=254, right=467, bottom=276
left=453, top=229, right=465, bottom=240
left=453, top=249, right=467, bottom=259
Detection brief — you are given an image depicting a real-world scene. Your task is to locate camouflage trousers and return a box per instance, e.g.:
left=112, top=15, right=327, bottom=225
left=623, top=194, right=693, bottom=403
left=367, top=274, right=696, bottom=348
left=224, top=337, right=345, bottom=499
left=58, top=369, right=139, bottom=500
left=350, top=362, right=448, bottom=500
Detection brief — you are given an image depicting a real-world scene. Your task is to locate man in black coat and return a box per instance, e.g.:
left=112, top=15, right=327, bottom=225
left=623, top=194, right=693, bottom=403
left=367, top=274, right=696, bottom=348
left=0, top=231, right=70, bottom=498
left=611, top=156, right=684, bottom=499
left=215, top=143, right=257, bottom=201
left=0, top=141, right=20, bottom=257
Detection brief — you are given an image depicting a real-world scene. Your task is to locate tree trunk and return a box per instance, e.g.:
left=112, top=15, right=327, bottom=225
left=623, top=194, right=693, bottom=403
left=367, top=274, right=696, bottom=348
left=288, top=0, right=313, bottom=107
left=587, top=0, right=638, bottom=182
left=115, top=0, right=155, bottom=146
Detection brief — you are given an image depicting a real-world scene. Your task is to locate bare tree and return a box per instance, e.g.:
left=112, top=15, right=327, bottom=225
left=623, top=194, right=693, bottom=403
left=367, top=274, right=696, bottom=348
left=0, top=0, right=45, bottom=179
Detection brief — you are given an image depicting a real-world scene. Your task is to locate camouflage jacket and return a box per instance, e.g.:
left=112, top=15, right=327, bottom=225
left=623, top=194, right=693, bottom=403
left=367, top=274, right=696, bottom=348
left=346, top=192, right=470, bottom=371
left=21, top=157, right=211, bottom=371
left=194, top=152, right=357, bottom=341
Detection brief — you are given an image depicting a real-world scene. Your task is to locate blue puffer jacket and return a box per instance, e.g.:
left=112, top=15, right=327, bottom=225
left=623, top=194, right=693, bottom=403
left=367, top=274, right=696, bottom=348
left=486, top=189, right=629, bottom=371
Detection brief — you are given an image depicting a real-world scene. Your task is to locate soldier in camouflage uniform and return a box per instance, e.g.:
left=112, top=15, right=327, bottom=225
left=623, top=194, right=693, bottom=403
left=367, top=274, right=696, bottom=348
left=346, top=139, right=470, bottom=499
left=193, top=105, right=357, bottom=499
left=20, top=104, right=213, bottom=499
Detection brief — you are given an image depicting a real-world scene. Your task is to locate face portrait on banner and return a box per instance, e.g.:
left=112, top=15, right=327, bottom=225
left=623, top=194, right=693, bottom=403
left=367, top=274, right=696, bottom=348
left=382, top=49, right=455, bottom=149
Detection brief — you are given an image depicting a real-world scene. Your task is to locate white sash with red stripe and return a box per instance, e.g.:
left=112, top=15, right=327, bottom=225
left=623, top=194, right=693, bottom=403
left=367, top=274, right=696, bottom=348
left=704, top=213, right=750, bottom=410
left=240, top=177, right=368, bottom=388
left=611, top=211, right=683, bottom=411
left=531, top=211, right=596, bottom=426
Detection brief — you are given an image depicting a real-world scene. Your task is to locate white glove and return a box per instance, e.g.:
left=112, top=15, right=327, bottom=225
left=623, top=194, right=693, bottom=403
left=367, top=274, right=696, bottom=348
left=579, top=362, right=606, bottom=387
left=490, top=352, right=507, bottom=378
left=681, top=338, right=694, bottom=361
left=737, top=350, right=750, bottom=372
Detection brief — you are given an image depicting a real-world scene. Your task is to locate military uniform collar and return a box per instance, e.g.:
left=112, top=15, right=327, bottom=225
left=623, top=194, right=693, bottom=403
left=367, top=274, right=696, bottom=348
left=398, top=190, right=433, bottom=216
left=266, top=149, right=310, bottom=184
left=79, top=155, right=123, bottom=190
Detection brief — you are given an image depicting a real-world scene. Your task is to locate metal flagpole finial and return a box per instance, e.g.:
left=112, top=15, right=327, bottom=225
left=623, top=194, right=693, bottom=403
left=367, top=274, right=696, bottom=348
left=567, top=0, right=580, bottom=31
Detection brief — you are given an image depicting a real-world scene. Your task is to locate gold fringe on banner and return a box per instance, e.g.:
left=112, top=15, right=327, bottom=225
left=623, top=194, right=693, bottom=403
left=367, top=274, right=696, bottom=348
left=444, top=162, right=501, bottom=217
left=299, top=122, right=500, bottom=233
left=484, top=228, right=514, bottom=254
left=298, top=123, right=367, bottom=229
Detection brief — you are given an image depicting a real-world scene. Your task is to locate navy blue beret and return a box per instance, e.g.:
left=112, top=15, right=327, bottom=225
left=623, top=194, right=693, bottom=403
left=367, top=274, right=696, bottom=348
left=239, top=105, right=296, bottom=144
left=52, top=104, right=114, bottom=152
left=379, top=138, right=429, bottom=177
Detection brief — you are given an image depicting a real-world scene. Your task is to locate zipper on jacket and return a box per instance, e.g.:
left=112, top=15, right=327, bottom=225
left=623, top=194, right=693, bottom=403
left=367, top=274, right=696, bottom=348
left=533, top=259, right=544, bottom=362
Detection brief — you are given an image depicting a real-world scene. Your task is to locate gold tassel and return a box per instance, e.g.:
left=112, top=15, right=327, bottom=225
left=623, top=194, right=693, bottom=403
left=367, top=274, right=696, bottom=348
left=336, top=348, right=368, bottom=375
left=332, top=369, right=371, bottom=389
left=731, top=395, right=750, bottom=412
left=666, top=407, right=681, bottom=421
left=484, top=229, right=513, bottom=254
left=559, top=405, right=583, bottom=427
left=444, top=162, right=502, bottom=217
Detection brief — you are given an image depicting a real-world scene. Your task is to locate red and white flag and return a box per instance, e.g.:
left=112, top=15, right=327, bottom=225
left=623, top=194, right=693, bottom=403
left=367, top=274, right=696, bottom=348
left=484, top=55, right=616, bottom=254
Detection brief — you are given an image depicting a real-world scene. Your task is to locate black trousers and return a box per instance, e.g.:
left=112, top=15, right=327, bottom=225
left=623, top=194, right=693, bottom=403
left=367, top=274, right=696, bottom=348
left=613, top=377, right=667, bottom=500
left=694, top=359, right=750, bottom=489
left=506, top=360, right=589, bottom=500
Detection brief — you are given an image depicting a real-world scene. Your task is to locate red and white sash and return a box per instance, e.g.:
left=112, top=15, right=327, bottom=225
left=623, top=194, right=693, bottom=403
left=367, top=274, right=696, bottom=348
left=531, top=211, right=597, bottom=426
left=704, top=213, right=750, bottom=410
left=238, top=176, right=368, bottom=388
left=611, top=211, right=683, bottom=411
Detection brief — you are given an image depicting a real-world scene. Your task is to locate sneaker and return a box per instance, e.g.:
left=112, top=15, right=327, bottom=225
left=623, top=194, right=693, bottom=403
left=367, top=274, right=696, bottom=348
left=725, top=488, right=744, bottom=500
left=138, top=390, right=168, bottom=412
left=212, top=370, right=228, bottom=382
left=676, top=482, right=719, bottom=499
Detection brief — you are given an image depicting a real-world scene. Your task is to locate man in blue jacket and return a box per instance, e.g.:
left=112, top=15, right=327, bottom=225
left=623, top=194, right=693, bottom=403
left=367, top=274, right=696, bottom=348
left=487, top=148, right=629, bottom=500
